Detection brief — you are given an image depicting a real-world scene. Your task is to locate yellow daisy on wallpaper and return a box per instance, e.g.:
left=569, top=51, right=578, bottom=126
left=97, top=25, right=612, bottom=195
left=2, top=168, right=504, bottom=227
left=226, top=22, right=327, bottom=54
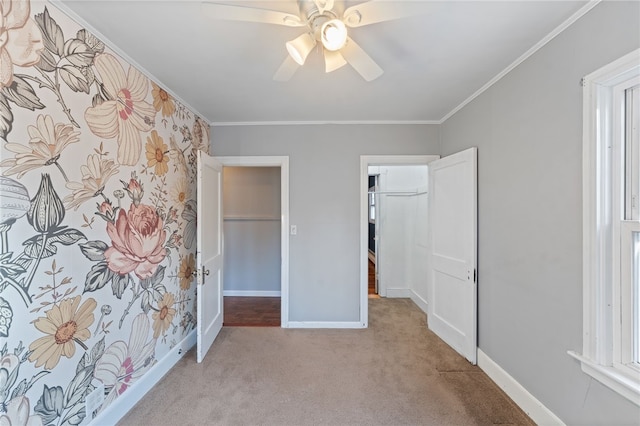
left=151, top=81, right=176, bottom=118
left=170, top=176, right=190, bottom=206
left=145, top=130, right=169, bottom=176
left=28, top=296, right=97, bottom=370
left=178, top=254, right=196, bottom=290
left=152, top=293, right=176, bottom=338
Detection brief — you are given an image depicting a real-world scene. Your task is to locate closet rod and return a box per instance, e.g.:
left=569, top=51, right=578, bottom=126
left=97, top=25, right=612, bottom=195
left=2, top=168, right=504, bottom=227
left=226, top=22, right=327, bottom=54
left=368, top=190, right=428, bottom=197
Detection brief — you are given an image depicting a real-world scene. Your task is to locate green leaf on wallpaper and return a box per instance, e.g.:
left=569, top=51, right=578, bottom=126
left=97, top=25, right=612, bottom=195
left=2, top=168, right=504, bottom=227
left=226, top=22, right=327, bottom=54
left=49, top=228, right=86, bottom=246
left=65, top=366, right=93, bottom=408
left=0, top=297, right=13, bottom=337
left=37, top=49, right=57, bottom=73
left=77, top=29, right=105, bottom=55
left=0, top=252, right=26, bottom=277
left=0, top=94, right=13, bottom=138
left=79, top=240, right=108, bottom=262
left=83, top=261, right=113, bottom=293
left=59, top=65, right=90, bottom=94
left=63, top=39, right=95, bottom=67
left=89, top=338, right=105, bottom=367
left=2, top=76, right=45, bottom=111
left=112, top=273, right=130, bottom=299
left=35, top=7, right=65, bottom=57
left=61, top=401, right=86, bottom=426
left=35, top=384, right=64, bottom=425
left=24, top=228, right=86, bottom=259
left=81, top=66, right=96, bottom=87
left=140, top=290, right=153, bottom=314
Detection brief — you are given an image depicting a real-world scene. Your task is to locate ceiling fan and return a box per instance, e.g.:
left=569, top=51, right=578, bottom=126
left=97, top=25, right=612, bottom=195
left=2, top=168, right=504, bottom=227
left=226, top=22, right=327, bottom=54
left=201, top=0, right=418, bottom=82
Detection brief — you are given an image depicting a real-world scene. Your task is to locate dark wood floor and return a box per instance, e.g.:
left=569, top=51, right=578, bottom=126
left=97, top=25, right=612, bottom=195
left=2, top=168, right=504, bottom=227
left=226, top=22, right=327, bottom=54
left=368, top=260, right=376, bottom=295
left=223, top=296, right=281, bottom=327
left=224, top=261, right=377, bottom=326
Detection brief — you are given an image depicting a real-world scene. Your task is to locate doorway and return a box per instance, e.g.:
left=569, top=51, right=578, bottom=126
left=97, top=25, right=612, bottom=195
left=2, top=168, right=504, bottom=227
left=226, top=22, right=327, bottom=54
left=359, top=156, right=439, bottom=326
left=217, top=156, right=290, bottom=327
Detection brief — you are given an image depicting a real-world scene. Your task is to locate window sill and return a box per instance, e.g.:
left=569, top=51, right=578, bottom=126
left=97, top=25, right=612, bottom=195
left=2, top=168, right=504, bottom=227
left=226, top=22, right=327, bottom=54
left=568, top=351, right=640, bottom=406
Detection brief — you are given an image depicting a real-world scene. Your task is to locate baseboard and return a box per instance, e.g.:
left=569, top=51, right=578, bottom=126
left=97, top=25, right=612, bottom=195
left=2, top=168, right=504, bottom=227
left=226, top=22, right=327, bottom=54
left=287, top=321, right=365, bottom=329
left=88, top=330, right=196, bottom=426
left=477, top=349, right=565, bottom=426
left=223, top=290, right=281, bottom=297
left=386, top=288, right=411, bottom=298
left=410, top=289, right=428, bottom=314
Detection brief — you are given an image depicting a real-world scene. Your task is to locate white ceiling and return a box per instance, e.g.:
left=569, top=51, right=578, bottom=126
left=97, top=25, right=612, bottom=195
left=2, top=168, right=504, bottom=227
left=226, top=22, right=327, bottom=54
left=56, top=0, right=590, bottom=124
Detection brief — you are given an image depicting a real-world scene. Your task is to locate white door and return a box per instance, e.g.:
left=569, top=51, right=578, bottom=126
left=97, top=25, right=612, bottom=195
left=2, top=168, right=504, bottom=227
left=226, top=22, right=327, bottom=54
left=427, top=147, right=477, bottom=364
left=196, top=151, right=224, bottom=362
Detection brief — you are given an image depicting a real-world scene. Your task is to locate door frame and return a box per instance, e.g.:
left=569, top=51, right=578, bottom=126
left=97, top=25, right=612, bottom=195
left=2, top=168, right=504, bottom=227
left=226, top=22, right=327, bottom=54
left=216, top=156, right=290, bottom=327
left=359, top=155, right=439, bottom=326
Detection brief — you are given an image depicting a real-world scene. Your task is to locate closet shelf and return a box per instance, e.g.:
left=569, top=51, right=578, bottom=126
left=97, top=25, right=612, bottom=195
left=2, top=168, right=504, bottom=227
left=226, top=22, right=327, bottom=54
left=223, top=215, right=281, bottom=222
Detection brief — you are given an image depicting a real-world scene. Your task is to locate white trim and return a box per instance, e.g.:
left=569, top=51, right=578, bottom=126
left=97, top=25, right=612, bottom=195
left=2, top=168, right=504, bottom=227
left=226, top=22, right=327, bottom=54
left=440, top=0, right=601, bottom=124
left=478, top=349, right=565, bottom=426
left=211, top=120, right=439, bottom=127
left=87, top=330, right=196, bottom=426
left=287, top=321, right=365, bottom=329
left=410, top=289, right=429, bottom=315
left=360, top=155, right=439, bottom=328
left=568, top=351, right=640, bottom=406
left=578, top=49, right=640, bottom=405
left=48, top=0, right=211, bottom=126
left=223, top=290, right=281, bottom=297
left=386, top=288, right=411, bottom=298
left=215, top=156, right=290, bottom=328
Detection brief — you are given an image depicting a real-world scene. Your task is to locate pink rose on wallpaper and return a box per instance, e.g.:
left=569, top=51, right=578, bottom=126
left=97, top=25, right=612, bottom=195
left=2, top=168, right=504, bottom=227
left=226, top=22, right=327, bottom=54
left=105, top=203, right=167, bottom=279
left=0, top=0, right=44, bottom=89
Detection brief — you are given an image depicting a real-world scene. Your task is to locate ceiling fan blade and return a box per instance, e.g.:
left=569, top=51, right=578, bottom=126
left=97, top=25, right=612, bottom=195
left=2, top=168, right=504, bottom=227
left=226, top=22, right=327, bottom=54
left=343, top=0, right=419, bottom=28
left=273, top=56, right=300, bottom=81
left=340, top=37, right=383, bottom=81
left=201, top=2, right=305, bottom=27
left=324, top=49, right=347, bottom=73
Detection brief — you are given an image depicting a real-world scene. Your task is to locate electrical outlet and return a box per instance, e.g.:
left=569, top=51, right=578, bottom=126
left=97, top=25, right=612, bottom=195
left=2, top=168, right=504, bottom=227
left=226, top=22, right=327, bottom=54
left=85, top=383, right=105, bottom=419
left=290, top=225, right=297, bottom=235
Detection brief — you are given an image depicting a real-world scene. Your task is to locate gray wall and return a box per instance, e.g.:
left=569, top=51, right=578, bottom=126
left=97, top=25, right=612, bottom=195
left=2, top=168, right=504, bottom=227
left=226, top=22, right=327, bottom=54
left=214, top=124, right=439, bottom=322
left=223, top=167, right=281, bottom=293
left=440, top=2, right=640, bottom=424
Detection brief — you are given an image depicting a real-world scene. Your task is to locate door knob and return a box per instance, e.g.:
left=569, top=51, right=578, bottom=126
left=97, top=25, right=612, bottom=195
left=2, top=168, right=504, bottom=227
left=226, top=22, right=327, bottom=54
left=192, top=267, right=210, bottom=277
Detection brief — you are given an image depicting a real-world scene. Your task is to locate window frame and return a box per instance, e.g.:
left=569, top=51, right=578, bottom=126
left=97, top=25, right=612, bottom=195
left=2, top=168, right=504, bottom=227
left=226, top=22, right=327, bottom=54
left=569, top=49, right=640, bottom=406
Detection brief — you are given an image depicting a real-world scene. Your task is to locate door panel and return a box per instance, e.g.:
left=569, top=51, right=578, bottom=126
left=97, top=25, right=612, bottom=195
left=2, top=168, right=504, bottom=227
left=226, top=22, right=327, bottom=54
left=197, top=151, right=223, bottom=363
left=428, top=147, right=477, bottom=364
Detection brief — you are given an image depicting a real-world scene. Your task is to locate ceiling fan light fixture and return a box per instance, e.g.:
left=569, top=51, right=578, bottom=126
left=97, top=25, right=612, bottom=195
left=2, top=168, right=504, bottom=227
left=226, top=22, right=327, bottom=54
left=286, top=33, right=316, bottom=65
left=320, top=19, right=347, bottom=51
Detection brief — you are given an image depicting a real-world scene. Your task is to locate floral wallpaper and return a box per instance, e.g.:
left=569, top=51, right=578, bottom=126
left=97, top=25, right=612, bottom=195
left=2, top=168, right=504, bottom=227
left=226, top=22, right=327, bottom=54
left=0, top=1, right=210, bottom=424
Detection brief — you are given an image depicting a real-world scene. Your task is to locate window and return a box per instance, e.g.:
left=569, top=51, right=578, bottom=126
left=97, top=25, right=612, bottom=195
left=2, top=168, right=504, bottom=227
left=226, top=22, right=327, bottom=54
left=570, top=49, right=640, bottom=406
left=369, top=175, right=377, bottom=223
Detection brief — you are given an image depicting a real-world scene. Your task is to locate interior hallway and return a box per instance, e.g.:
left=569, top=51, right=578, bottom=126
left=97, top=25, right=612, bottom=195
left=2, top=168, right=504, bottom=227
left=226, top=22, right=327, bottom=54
left=118, top=298, right=533, bottom=425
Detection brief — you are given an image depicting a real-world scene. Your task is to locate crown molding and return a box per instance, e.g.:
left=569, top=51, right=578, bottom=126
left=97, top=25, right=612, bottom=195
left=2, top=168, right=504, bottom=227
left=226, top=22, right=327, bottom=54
left=439, top=0, right=602, bottom=124
left=51, top=0, right=602, bottom=128
left=48, top=0, right=213, bottom=126
left=211, top=120, right=440, bottom=127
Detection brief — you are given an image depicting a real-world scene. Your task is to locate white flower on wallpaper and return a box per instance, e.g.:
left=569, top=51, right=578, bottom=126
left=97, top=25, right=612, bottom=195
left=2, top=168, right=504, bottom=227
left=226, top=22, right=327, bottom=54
left=0, top=1, right=207, bottom=424
left=94, top=314, right=155, bottom=408
left=84, top=53, right=155, bottom=166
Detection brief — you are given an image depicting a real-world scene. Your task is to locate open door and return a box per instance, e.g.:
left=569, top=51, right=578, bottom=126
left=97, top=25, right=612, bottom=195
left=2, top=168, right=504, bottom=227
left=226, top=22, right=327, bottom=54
left=196, top=150, right=223, bottom=362
left=427, top=147, right=477, bottom=364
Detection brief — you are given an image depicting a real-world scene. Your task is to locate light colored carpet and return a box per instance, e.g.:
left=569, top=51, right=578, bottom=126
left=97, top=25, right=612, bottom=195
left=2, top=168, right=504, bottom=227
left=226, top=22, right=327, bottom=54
left=118, top=298, right=533, bottom=426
